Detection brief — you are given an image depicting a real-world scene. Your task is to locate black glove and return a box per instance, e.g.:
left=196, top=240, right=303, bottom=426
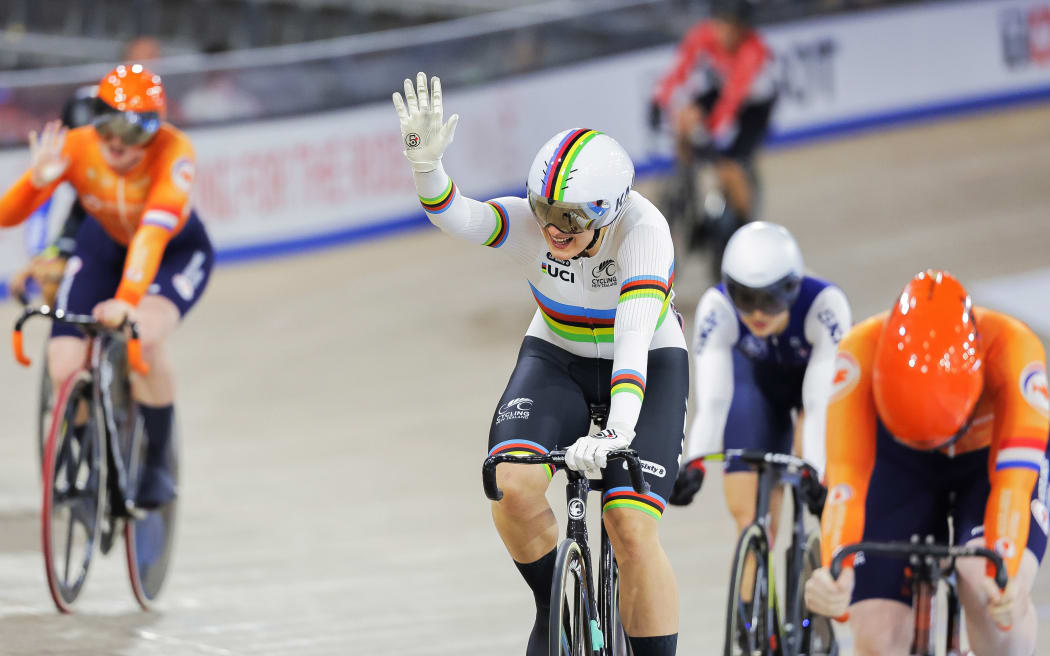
left=800, top=472, right=827, bottom=517
left=669, top=459, right=705, bottom=506
left=648, top=99, right=663, bottom=131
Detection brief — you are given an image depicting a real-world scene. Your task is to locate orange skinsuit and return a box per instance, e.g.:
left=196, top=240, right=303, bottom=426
left=0, top=125, right=195, bottom=307
left=822, top=309, right=1050, bottom=579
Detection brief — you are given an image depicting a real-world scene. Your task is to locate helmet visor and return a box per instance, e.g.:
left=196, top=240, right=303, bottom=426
left=528, top=191, right=612, bottom=234
left=724, top=273, right=801, bottom=315
left=93, top=107, right=161, bottom=146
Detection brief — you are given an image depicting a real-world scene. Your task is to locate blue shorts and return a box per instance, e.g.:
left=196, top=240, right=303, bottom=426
left=723, top=349, right=804, bottom=473
left=52, top=212, right=213, bottom=339
left=852, top=421, right=1050, bottom=605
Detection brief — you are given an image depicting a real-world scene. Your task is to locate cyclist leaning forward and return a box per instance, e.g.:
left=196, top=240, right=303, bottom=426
left=0, top=64, right=213, bottom=508
left=393, top=72, right=687, bottom=655
left=806, top=270, right=1049, bottom=655
left=669, top=222, right=851, bottom=535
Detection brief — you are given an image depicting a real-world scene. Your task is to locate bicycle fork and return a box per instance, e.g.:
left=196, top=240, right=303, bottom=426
left=563, top=476, right=606, bottom=654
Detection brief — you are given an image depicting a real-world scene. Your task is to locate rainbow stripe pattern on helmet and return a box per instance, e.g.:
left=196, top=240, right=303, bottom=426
left=488, top=439, right=554, bottom=480
left=611, top=369, right=645, bottom=402
left=602, top=486, right=666, bottom=520
left=529, top=283, right=615, bottom=343
left=541, top=129, right=602, bottom=202
left=483, top=201, right=509, bottom=248
left=420, top=179, right=456, bottom=214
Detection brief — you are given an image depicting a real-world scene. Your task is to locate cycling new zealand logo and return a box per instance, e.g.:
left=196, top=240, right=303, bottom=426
left=591, top=259, right=617, bottom=288
left=496, top=398, right=533, bottom=424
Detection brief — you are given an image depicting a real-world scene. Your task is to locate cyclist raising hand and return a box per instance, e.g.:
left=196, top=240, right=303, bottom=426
left=0, top=65, right=213, bottom=509
left=393, top=72, right=688, bottom=656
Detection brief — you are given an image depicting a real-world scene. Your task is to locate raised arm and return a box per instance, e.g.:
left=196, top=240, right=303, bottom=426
left=0, top=121, right=72, bottom=228
left=394, top=72, right=537, bottom=261
left=800, top=286, right=852, bottom=480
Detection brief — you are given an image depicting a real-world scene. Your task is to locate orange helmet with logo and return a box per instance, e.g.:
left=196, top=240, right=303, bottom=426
left=873, top=270, right=983, bottom=450
left=93, top=64, right=166, bottom=146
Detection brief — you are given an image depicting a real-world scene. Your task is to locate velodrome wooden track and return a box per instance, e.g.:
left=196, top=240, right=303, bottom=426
left=0, top=103, right=1048, bottom=654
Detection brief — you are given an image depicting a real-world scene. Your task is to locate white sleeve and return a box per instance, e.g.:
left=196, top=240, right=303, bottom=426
left=683, top=289, right=738, bottom=463
left=800, top=286, right=852, bottom=481
left=412, top=163, right=539, bottom=264
left=606, top=221, right=676, bottom=437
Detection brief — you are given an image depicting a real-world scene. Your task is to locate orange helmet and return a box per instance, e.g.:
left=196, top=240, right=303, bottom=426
left=873, top=270, right=983, bottom=449
left=97, top=64, right=166, bottom=117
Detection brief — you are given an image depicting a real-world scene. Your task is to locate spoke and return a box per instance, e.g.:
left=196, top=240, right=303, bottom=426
left=63, top=504, right=75, bottom=584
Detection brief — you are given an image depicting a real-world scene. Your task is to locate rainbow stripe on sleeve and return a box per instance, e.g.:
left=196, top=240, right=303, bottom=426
left=488, top=439, right=554, bottom=480
left=483, top=201, right=509, bottom=248
left=529, top=283, right=615, bottom=343
left=611, top=369, right=645, bottom=402
left=419, top=178, right=457, bottom=214
left=602, top=486, right=666, bottom=520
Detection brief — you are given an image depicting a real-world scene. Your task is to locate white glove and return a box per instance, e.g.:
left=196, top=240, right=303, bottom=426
left=28, top=120, right=69, bottom=188
left=392, top=72, right=459, bottom=173
left=564, top=428, right=634, bottom=479
left=804, top=566, right=854, bottom=619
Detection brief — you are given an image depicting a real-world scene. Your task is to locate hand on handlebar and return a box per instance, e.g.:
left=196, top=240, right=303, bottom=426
left=9, top=253, right=67, bottom=306
left=805, top=566, right=854, bottom=619
left=392, top=72, right=459, bottom=173
left=92, top=298, right=136, bottom=330
left=564, top=428, right=634, bottom=479
left=980, top=576, right=1021, bottom=631
left=669, top=458, right=705, bottom=506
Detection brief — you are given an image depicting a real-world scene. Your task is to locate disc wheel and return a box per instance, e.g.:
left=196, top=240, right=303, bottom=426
left=725, top=523, right=775, bottom=656
left=550, top=539, right=600, bottom=656
left=41, top=369, right=105, bottom=613
left=798, top=531, right=837, bottom=656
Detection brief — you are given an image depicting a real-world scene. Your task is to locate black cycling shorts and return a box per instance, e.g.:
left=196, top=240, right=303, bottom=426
left=696, top=89, right=776, bottom=164
left=487, top=337, right=689, bottom=520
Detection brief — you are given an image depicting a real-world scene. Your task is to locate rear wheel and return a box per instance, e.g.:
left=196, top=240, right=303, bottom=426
left=550, top=539, right=600, bottom=656
left=798, top=531, right=837, bottom=656
left=725, top=523, right=775, bottom=656
left=41, top=369, right=105, bottom=613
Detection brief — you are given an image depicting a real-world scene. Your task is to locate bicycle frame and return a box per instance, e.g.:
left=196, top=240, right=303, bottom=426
left=830, top=541, right=1007, bottom=656
left=702, top=449, right=823, bottom=655
left=13, top=305, right=149, bottom=518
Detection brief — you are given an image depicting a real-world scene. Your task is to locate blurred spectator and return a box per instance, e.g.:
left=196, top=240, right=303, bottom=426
left=180, top=42, right=263, bottom=123
left=124, top=36, right=162, bottom=62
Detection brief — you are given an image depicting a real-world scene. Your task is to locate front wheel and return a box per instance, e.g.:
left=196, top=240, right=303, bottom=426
left=599, top=533, right=629, bottom=656
left=797, top=531, right=837, bottom=656
left=550, top=539, right=601, bottom=656
left=41, top=369, right=106, bottom=613
left=725, top=523, right=776, bottom=656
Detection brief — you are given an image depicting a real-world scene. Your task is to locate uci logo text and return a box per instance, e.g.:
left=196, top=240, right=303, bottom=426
left=541, top=262, right=575, bottom=283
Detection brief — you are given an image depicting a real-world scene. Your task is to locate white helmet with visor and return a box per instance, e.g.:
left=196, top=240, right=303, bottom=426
left=526, top=129, right=634, bottom=234
left=721, top=221, right=804, bottom=315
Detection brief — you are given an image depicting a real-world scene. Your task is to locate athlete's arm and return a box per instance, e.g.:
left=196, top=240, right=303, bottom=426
left=820, top=321, right=879, bottom=568
left=653, top=22, right=711, bottom=109
left=0, top=122, right=74, bottom=227
left=984, top=322, right=1049, bottom=578
left=682, top=289, right=738, bottom=461
left=706, top=38, right=767, bottom=143
left=605, top=218, right=676, bottom=436
left=801, top=287, right=852, bottom=480
left=114, top=141, right=194, bottom=306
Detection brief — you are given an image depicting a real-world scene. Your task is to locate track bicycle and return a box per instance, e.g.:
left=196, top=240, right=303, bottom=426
left=483, top=406, right=651, bottom=656
left=697, top=449, right=837, bottom=656
left=830, top=538, right=1007, bottom=656
left=13, top=303, right=179, bottom=612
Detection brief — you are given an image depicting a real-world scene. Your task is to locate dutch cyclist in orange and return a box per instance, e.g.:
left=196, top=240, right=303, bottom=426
left=0, top=64, right=213, bottom=509
left=805, top=271, right=1049, bottom=655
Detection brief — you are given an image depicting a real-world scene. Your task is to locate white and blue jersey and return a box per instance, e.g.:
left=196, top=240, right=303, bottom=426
left=684, top=276, right=851, bottom=478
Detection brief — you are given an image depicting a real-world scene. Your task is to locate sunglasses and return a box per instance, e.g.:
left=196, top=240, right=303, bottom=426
left=724, top=274, right=801, bottom=316
left=93, top=109, right=161, bottom=147
left=528, top=191, right=611, bottom=234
